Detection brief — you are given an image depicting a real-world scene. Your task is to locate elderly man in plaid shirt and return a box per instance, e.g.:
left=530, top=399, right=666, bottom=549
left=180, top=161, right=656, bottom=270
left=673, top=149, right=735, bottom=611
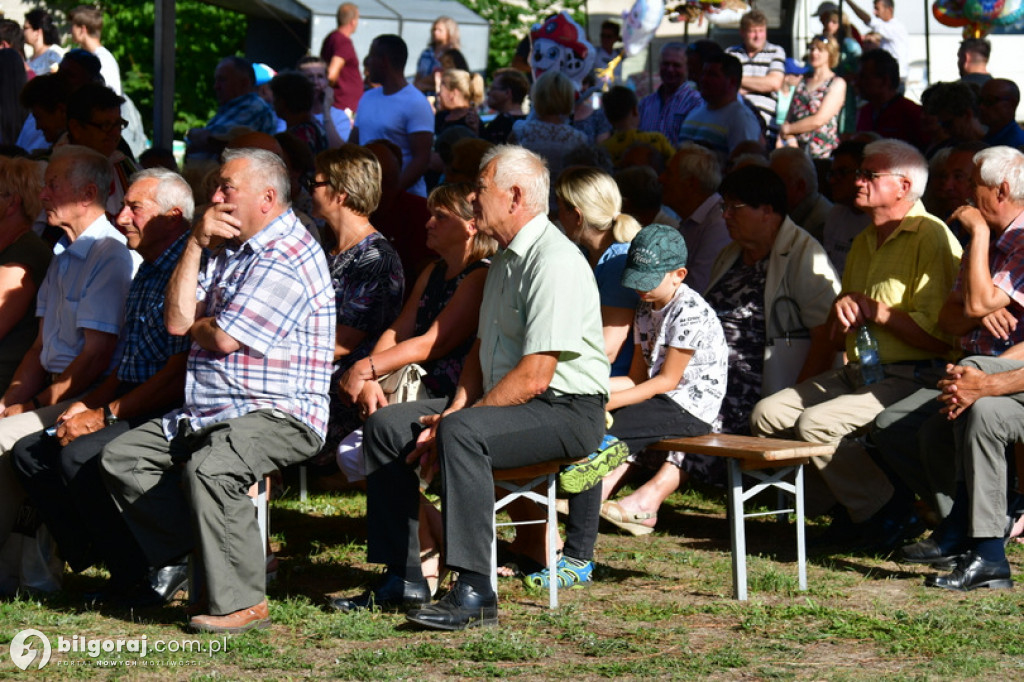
left=101, top=148, right=335, bottom=634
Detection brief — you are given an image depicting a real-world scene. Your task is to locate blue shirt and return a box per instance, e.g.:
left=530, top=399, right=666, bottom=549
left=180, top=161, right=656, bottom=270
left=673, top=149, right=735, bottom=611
left=117, top=233, right=192, bottom=384
left=985, top=121, right=1024, bottom=148
left=35, top=215, right=133, bottom=374
left=205, top=92, right=277, bottom=137
left=593, top=241, right=638, bottom=376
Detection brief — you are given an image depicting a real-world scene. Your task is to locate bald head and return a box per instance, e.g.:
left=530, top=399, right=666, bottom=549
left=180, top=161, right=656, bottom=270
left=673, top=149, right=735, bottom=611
left=979, top=78, right=1021, bottom=131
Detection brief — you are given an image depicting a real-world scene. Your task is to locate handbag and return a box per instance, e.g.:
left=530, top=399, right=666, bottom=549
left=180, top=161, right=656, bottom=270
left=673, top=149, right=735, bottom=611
left=0, top=503, right=63, bottom=596
left=762, top=295, right=812, bottom=397
left=378, top=363, right=430, bottom=404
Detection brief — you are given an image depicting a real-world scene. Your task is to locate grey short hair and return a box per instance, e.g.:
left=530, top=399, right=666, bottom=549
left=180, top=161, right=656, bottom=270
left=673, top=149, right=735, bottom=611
left=660, top=42, right=687, bottom=60
left=770, top=146, right=818, bottom=195
left=130, top=167, right=195, bottom=221
left=975, top=146, right=1024, bottom=203
left=864, top=139, right=928, bottom=202
left=50, top=144, right=112, bottom=205
left=221, top=147, right=290, bottom=208
left=480, top=145, right=549, bottom=217
left=673, top=142, right=722, bottom=195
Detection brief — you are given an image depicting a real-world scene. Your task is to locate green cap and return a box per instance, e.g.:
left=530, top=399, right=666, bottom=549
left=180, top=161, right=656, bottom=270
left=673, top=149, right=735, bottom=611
left=621, top=224, right=688, bottom=292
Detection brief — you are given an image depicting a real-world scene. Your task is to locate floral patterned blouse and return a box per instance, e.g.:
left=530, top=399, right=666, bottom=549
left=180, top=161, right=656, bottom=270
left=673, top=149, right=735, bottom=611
left=787, top=75, right=840, bottom=159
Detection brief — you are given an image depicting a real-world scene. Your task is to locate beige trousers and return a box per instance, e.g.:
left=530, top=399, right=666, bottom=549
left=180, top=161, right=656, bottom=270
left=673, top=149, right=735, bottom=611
left=750, top=364, right=924, bottom=522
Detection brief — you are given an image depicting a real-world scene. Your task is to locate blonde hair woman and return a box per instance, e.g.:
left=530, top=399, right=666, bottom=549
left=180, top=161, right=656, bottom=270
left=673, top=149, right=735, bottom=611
left=415, top=15, right=461, bottom=93
left=508, top=72, right=589, bottom=209
left=779, top=35, right=846, bottom=158
left=555, top=165, right=642, bottom=376
left=436, top=68, right=485, bottom=135
left=334, top=182, right=496, bottom=596
left=0, top=157, right=51, bottom=392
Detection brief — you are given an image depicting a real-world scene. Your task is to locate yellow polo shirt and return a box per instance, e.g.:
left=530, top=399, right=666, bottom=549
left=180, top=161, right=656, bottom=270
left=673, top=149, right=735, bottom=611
left=842, top=200, right=962, bottom=363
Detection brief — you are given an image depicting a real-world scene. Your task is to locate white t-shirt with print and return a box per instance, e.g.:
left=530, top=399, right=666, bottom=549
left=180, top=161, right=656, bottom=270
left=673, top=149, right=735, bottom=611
left=633, top=282, right=728, bottom=424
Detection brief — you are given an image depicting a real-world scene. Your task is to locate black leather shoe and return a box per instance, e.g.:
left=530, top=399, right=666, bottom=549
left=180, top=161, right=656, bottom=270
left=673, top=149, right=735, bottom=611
left=86, top=561, right=190, bottom=608
left=927, top=551, right=1013, bottom=591
left=331, top=573, right=430, bottom=613
left=148, top=562, right=189, bottom=602
left=896, top=538, right=963, bottom=566
left=406, top=581, right=497, bottom=631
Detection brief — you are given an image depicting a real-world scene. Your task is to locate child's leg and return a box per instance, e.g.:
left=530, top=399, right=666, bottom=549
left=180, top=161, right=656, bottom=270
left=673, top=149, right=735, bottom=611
left=601, top=395, right=709, bottom=529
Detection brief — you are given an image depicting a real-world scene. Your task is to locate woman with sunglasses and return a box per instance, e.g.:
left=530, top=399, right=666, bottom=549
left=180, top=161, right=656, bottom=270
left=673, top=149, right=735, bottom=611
left=779, top=35, right=846, bottom=158
left=307, top=145, right=405, bottom=471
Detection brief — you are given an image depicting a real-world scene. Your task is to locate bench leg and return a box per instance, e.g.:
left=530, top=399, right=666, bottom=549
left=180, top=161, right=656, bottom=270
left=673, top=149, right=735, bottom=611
left=727, top=458, right=748, bottom=601
left=795, top=464, right=807, bottom=591
left=545, top=473, right=558, bottom=609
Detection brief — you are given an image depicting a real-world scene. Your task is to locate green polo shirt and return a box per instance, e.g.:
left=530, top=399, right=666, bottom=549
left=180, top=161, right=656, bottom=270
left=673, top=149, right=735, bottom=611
left=478, top=214, right=610, bottom=397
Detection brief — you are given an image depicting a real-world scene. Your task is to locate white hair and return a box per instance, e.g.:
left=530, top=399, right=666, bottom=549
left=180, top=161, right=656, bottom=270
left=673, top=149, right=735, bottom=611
left=480, top=145, right=549, bottom=216
left=673, top=142, right=722, bottom=195
left=221, top=147, right=290, bottom=208
left=864, top=139, right=928, bottom=202
left=50, top=144, right=112, bottom=205
left=130, top=167, right=195, bottom=221
left=975, top=146, right=1024, bottom=202
left=770, top=146, right=818, bottom=195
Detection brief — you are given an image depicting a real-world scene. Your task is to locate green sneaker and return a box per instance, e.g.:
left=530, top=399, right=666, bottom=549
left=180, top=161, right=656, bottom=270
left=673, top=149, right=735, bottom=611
left=558, top=434, right=630, bottom=495
left=523, top=556, right=594, bottom=589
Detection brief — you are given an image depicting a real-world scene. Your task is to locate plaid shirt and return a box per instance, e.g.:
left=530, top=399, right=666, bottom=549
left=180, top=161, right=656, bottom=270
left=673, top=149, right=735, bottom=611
left=117, top=233, right=191, bottom=384
left=956, top=214, right=1024, bottom=356
left=637, top=84, right=703, bottom=147
left=163, top=210, right=335, bottom=440
left=204, top=92, right=277, bottom=136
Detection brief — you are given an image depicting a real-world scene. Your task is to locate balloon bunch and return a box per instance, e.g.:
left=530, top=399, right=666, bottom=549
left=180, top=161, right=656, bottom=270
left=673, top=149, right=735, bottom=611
left=932, top=0, right=1024, bottom=38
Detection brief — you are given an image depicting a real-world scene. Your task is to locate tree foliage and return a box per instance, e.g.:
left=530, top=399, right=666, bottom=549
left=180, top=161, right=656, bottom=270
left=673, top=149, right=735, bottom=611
left=39, top=0, right=245, bottom=138
left=455, top=0, right=586, bottom=74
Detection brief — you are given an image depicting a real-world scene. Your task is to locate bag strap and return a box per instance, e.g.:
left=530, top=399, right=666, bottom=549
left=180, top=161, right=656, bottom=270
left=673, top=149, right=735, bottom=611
left=768, top=295, right=809, bottom=339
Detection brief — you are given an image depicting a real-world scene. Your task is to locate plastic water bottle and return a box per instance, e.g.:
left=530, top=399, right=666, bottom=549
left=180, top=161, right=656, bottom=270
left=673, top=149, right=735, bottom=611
left=856, top=325, right=885, bottom=385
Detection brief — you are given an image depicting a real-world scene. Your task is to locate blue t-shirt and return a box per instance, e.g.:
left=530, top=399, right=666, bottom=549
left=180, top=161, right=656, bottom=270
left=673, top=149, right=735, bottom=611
left=594, top=241, right=638, bottom=376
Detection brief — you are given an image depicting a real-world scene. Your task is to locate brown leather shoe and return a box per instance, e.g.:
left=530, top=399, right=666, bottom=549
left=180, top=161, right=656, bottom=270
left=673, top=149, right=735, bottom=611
left=189, top=600, right=270, bottom=634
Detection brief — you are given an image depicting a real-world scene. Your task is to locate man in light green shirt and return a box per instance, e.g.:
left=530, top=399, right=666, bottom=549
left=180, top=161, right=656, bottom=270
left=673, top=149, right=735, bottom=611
left=333, top=145, right=610, bottom=630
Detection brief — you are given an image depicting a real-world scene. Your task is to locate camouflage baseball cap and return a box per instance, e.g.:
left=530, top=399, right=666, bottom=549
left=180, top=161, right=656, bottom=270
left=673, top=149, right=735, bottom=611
left=621, top=224, right=688, bottom=292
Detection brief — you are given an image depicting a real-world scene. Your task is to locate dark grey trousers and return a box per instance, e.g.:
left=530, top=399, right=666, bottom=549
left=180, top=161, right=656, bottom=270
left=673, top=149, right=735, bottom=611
left=363, top=392, right=605, bottom=578
left=101, top=410, right=321, bottom=615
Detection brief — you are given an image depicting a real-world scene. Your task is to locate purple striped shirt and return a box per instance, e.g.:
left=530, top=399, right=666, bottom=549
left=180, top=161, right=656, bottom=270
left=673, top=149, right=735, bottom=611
left=637, top=84, right=703, bottom=147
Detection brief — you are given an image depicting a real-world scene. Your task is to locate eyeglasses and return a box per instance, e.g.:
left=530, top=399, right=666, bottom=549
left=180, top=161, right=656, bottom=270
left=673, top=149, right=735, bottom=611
left=303, top=177, right=331, bottom=193
left=719, top=201, right=749, bottom=213
left=84, top=118, right=128, bottom=133
left=854, top=169, right=906, bottom=182
left=811, top=34, right=832, bottom=45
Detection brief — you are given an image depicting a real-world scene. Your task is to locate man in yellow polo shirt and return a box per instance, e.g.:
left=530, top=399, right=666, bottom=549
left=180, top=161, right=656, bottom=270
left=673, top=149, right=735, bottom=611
left=751, top=139, right=962, bottom=551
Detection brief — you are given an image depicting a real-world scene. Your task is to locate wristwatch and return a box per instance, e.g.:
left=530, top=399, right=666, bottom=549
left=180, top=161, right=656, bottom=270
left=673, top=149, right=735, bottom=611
left=103, top=405, right=119, bottom=427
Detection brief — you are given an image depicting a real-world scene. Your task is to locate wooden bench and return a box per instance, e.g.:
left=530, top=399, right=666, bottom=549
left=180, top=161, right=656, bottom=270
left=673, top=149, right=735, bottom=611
left=649, top=434, right=837, bottom=600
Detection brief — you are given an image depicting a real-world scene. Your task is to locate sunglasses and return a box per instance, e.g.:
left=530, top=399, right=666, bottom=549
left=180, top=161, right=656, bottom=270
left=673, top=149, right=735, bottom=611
left=303, top=177, right=331, bottom=193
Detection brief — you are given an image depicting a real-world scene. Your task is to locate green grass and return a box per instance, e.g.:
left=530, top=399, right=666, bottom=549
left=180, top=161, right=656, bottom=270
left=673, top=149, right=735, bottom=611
left=0, top=484, right=1022, bottom=679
